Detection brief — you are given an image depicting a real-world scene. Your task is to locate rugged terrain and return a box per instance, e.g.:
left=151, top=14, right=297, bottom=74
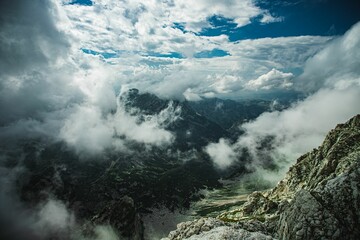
left=164, top=114, right=360, bottom=239
left=1, top=89, right=278, bottom=239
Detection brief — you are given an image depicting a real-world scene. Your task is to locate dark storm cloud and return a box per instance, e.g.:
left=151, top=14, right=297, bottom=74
left=0, top=0, right=69, bottom=76
left=0, top=0, right=79, bottom=126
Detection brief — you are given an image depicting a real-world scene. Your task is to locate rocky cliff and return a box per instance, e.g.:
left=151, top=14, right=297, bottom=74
left=163, top=114, right=360, bottom=240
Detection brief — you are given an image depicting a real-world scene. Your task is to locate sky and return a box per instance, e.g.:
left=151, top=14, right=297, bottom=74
left=2, top=1, right=358, bottom=98
left=0, top=0, right=359, bottom=156
left=60, top=0, right=359, bottom=100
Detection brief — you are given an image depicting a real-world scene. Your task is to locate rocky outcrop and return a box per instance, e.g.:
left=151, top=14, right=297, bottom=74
left=164, top=218, right=275, bottom=240
left=164, top=114, right=360, bottom=239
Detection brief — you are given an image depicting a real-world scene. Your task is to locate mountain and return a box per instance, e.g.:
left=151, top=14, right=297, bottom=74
left=122, top=89, right=230, bottom=149
left=4, top=89, right=287, bottom=239
left=188, top=98, right=273, bottom=130
left=7, top=90, right=275, bottom=239
left=163, top=114, right=360, bottom=239
left=123, top=89, right=281, bottom=143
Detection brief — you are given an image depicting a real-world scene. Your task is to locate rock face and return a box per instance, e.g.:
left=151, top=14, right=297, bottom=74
left=164, top=114, right=360, bottom=240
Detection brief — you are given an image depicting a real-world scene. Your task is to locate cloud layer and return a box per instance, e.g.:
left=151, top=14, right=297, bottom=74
left=59, top=0, right=330, bottom=100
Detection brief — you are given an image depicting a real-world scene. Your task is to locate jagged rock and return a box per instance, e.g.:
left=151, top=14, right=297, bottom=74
left=164, top=114, right=360, bottom=240
left=185, top=226, right=274, bottom=240
left=163, top=218, right=225, bottom=240
left=217, top=191, right=278, bottom=222
left=273, top=114, right=360, bottom=239
left=162, top=217, right=275, bottom=240
left=277, top=190, right=342, bottom=240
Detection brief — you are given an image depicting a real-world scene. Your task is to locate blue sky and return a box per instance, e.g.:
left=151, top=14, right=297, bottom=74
left=69, top=0, right=92, bottom=6
left=73, top=0, right=360, bottom=39
left=180, top=0, right=360, bottom=41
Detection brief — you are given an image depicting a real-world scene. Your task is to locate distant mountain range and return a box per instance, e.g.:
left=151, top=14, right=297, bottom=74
left=123, top=89, right=230, bottom=149
left=124, top=89, right=286, bottom=143
left=3, top=89, right=286, bottom=239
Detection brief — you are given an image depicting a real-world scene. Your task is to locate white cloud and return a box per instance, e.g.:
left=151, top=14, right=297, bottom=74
left=115, top=34, right=329, bottom=100
left=298, top=22, right=360, bottom=91
left=60, top=0, right=262, bottom=54
left=205, top=138, right=236, bottom=169
left=59, top=93, right=176, bottom=156
left=183, top=88, right=202, bottom=101
left=35, top=199, right=75, bottom=231
left=59, top=105, right=115, bottom=156
left=34, top=198, right=120, bottom=240
left=237, top=88, right=360, bottom=176
left=0, top=0, right=181, bottom=156
left=246, top=68, right=293, bottom=90
left=48, top=0, right=331, bottom=103
left=260, top=12, right=284, bottom=24
left=59, top=0, right=330, bottom=65
left=111, top=101, right=175, bottom=146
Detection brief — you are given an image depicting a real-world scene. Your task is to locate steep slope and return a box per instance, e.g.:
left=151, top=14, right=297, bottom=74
left=164, top=114, right=360, bottom=240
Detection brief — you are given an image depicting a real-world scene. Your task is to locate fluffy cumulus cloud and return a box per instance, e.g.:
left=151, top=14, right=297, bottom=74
left=32, top=199, right=120, bottom=240
left=34, top=199, right=75, bottom=235
left=205, top=138, right=236, bottom=169
left=205, top=22, right=360, bottom=182
left=113, top=34, right=329, bottom=100
left=246, top=68, right=293, bottom=90
left=57, top=93, right=176, bottom=156
left=61, top=0, right=262, bottom=52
